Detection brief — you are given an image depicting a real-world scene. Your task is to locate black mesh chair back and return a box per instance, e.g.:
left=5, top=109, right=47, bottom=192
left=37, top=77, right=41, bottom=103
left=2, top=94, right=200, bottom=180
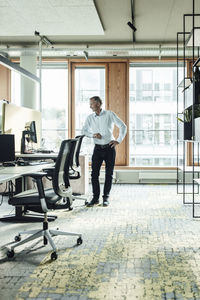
left=52, top=139, right=77, bottom=197
left=74, top=135, right=84, bottom=167
left=69, top=135, right=84, bottom=180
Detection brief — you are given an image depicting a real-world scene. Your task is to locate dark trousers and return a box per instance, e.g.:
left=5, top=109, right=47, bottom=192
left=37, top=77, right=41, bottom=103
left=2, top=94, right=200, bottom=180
left=91, top=144, right=116, bottom=200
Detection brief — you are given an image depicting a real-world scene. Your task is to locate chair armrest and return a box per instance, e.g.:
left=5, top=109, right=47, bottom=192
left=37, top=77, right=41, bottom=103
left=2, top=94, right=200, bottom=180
left=23, top=172, right=47, bottom=199
left=69, top=173, right=81, bottom=180
left=69, top=166, right=81, bottom=180
left=43, top=167, right=55, bottom=178
left=23, top=172, right=47, bottom=180
left=43, top=167, right=55, bottom=171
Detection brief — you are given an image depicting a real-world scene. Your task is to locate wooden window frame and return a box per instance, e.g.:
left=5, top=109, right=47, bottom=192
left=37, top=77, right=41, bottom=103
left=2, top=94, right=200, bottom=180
left=70, top=60, right=129, bottom=166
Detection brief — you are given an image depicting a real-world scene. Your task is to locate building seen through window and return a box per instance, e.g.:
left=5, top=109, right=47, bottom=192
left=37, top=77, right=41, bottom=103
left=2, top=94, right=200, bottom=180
left=11, top=63, right=68, bottom=152
left=38, top=64, right=68, bottom=151
left=75, top=67, right=105, bottom=157
left=129, top=63, right=180, bottom=167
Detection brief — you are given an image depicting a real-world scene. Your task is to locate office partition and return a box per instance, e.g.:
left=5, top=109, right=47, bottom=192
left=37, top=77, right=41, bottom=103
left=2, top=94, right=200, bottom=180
left=2, top=103, right=41, bottom=152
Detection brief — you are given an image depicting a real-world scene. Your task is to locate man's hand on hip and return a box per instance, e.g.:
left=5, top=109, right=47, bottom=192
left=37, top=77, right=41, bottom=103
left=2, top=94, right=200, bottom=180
left=109, top=140, right=119, bottom=148
left=93, top=133, right=102, bottom=139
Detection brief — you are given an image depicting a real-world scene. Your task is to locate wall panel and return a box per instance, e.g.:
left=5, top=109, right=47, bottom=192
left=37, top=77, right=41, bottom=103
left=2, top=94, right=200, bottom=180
left=108, top=62, right=128, bottom=165
left=0, top=65, right=11, bottom=101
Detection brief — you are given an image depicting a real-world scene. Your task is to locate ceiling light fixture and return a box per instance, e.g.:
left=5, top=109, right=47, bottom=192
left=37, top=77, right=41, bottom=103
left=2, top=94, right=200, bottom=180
left=127, top=21, right=137, bottom=32
left=83, top=50, right=89, bottom=61
left=34, top=30, right=53, bottom=48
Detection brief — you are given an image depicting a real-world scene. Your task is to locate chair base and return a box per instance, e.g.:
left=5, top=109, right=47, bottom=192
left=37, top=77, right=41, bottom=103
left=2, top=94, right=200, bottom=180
left=7, top=226, right=82, bottom=260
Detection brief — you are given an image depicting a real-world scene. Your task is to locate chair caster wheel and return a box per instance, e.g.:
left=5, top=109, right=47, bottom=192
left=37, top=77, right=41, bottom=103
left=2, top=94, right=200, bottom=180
left=85, top=201, right=88, bottom=205
left=66, top=198, right=73, bottom=210
left=77, top=237, right=83, bottom=245
left=14, top=235, right=21, bottom=242
left=7, top=250, right=15, bottom=258
left=51, top=252, right=57, bottom=260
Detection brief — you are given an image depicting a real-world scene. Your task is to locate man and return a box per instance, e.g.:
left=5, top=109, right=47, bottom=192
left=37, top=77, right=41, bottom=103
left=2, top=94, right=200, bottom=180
left=82, top=96, right=127, bottom=207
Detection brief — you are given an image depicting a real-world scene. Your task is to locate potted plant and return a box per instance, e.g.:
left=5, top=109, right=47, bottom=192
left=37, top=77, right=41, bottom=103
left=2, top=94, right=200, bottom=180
left=177, top=104, right=200, bottom=140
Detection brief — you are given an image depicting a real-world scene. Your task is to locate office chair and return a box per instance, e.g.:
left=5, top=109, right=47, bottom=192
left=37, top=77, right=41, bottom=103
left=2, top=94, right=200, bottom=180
left=43, top=136, right=84, bottom=180
left=43, top=135, right=88, bottom=207
left=7, top=139, right=83, bottom=261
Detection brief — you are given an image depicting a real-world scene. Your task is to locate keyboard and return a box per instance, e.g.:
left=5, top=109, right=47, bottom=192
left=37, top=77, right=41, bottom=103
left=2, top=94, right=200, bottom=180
left=17, top=160, right=48, bottom=166
left=28, top=161, right=49, bottom=166
left=36, top=149, right=54, bottom=154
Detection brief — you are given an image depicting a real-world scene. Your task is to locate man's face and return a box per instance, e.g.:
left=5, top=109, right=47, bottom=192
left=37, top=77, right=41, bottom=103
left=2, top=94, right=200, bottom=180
left=90, top=99, right=100, bottom=112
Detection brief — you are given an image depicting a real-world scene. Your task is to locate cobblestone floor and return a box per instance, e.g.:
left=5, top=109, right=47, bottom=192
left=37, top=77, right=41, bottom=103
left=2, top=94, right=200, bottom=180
left=1, top=184, right=200, bottom=299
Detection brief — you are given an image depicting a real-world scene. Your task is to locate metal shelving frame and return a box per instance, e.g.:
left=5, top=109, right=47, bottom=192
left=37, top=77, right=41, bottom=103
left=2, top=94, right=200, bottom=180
left=177, top=1, right=200, bottom=217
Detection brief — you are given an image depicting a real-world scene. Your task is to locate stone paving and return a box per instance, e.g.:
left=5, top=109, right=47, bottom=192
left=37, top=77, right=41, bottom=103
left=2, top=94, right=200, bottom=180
left=1, top=184, right=200, bottom=299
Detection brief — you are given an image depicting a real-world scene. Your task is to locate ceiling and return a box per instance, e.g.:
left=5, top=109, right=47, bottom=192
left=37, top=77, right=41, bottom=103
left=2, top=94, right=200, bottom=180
left=0, top=0, right=200, bottom=58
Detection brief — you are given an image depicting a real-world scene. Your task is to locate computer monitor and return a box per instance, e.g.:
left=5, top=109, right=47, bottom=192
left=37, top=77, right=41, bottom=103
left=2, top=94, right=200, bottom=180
left=21, top=120, right=37, bottom=153
left=30, top=121, right=37, bottom=143
left=0, top=134, right=15, bottom=164
left=3, top=103, right=41, bottom=153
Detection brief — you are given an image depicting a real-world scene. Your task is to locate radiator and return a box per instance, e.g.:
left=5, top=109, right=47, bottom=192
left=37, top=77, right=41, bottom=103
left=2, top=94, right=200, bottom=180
left=139, top=172, right=176, bottom=182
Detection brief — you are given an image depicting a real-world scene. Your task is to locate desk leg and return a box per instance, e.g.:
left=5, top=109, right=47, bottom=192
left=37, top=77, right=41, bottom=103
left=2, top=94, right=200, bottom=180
left=0, top=178, right=57, bottom=223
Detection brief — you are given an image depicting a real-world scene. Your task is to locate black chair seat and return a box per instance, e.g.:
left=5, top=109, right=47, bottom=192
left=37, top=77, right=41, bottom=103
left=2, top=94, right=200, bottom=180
left=9, top=188, right=62, bottom=206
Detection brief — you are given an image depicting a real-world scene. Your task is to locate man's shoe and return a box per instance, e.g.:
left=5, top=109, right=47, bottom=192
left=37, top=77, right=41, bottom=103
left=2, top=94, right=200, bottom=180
left=86, top=198, right=99, bottom=207
left=103, top=198, right=109, bottom=207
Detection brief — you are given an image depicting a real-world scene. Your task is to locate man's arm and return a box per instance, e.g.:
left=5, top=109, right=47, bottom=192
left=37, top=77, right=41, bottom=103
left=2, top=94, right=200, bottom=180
left=111, top=111, right=127, bottom=144
left=81, top=117, right=94, bottom=138
left=82, top=116, right=102, bottom=140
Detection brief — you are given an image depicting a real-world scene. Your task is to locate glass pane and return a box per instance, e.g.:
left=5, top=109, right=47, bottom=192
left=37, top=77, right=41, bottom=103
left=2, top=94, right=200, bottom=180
left=40, top=67, right=68, bottom=151
left=129, top=64, right=177, bottom=167
left=41, top=129, right=67, bottom=151
left=75, top=67, right=105, bottom=156
left=11, top=71, right=21, bottom=106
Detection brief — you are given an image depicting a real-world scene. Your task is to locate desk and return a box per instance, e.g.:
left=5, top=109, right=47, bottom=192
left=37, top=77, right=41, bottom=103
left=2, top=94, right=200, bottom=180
left=0, top=163, right=54, bottom=222
left=16, top=152, right=58, bottom=161
left=0, top=154, right=89, bottom=222
left=0, top=173, right=21, bottom=183
left=0, top=164, right=54, bottom=175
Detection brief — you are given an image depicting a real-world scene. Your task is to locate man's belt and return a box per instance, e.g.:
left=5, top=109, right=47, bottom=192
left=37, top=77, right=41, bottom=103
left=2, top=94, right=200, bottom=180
left=95, top=143, right=110, bottom=149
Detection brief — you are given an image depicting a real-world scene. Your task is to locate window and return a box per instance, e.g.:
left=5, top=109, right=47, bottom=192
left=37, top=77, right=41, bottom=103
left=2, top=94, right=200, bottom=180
left=38, top=63, right=68, bottom=151
left=11, top=71, right=21, bottom=106
left=74, top=66, right=105, bottom=155
left=129, top=63, right=177, bottom=167
left=11, top=62, right=68, bottom=152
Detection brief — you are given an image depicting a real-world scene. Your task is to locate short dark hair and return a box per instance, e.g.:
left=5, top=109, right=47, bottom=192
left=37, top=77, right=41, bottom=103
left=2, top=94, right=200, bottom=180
left=90, top=96, right=103, bottom=106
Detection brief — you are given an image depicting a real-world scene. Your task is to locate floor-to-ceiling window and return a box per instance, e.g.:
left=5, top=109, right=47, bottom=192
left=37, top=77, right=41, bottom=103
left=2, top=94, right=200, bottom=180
left=74, top=66, right=106, bottom=156
left=129, top=63, right=177, bottom=167
left=11, top=62, right=68, bottom=152
left=39, top=63, right=68, bottom=151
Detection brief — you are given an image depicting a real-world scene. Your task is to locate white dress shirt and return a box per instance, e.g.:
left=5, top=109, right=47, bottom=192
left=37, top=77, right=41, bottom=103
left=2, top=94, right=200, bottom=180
left=82, top=109, right=127, bottom=145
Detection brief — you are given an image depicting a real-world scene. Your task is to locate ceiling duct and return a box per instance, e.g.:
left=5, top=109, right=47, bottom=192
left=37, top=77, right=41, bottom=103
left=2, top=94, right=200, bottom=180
left=0, top=43, right=194, bottom=58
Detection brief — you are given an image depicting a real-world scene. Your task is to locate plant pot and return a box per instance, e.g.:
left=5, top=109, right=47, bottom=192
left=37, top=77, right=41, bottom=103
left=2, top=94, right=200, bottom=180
left=184, top=121, right=192, bottom=140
